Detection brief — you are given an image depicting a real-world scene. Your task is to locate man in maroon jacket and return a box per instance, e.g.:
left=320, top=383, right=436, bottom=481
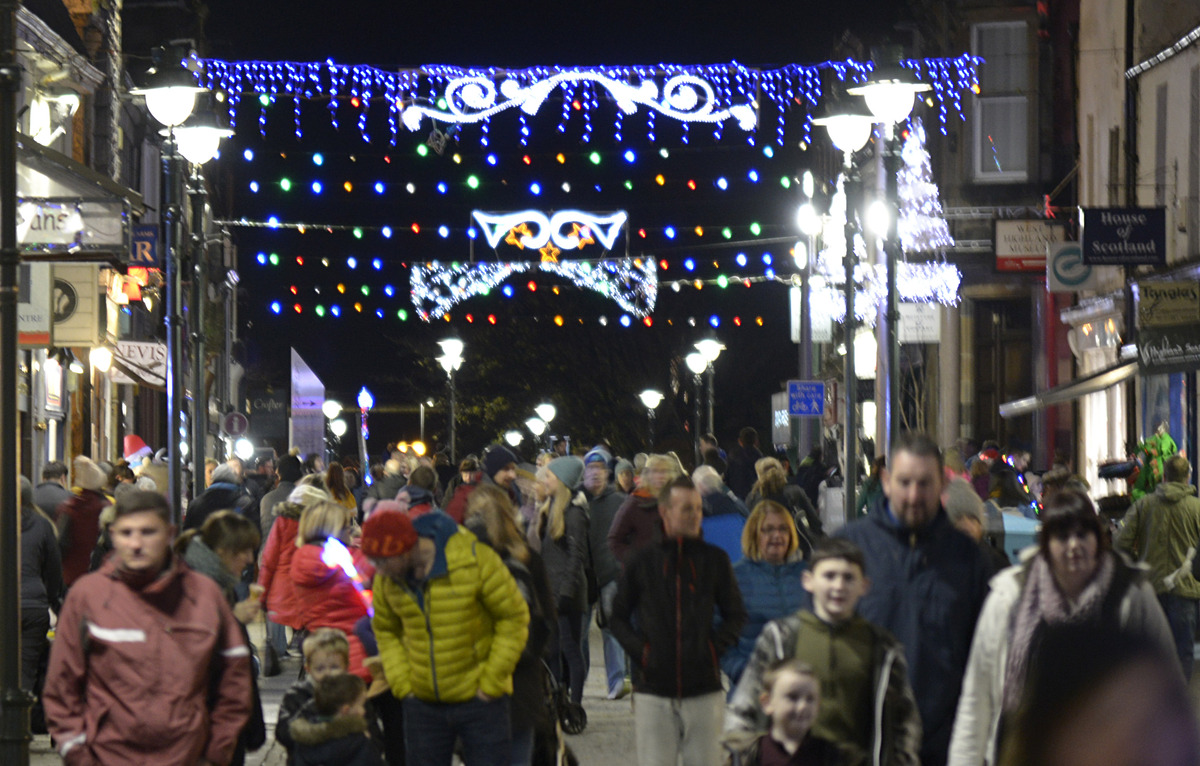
left=44, top=489, right=251, bottom=766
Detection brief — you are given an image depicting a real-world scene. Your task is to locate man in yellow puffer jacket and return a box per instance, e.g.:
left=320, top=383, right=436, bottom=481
left=364, top=508, right=529, bottom=766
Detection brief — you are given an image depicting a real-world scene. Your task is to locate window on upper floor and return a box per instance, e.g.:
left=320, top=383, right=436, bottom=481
left=972, top=21, right=1030, bottom=183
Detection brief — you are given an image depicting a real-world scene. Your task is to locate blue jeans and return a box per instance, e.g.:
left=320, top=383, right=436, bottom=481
left=509, top=725, right=534, bottom=766
left=403, top=695, right=511, bottom=766
left=1158, top=593, right=1197, bottom=680
left=265, top=618, right=289, bottom=655
left=587, top=581, right=629, bottom=695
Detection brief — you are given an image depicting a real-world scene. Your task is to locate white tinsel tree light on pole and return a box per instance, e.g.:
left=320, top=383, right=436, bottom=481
left=897, top=118, right=955, bottom=254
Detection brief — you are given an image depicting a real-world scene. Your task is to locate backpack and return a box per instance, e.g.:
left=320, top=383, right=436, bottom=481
left=444, top=471, right=483, bottom=523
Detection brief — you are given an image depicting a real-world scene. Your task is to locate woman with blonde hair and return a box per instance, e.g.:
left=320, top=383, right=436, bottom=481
left=536, top=456, right=589, bottom=713
left=608, top=453, right=681, bottom=565
left=722, top=500, right=808, bottom=686
left=465, top=483, right=556, bottom=764
left=289, top=499, right=372, bottom=681
left=745, top=456, right=823, bottom=557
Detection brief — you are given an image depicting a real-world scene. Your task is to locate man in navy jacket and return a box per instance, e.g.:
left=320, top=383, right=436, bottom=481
left=837, top=433, right=990, bottom=766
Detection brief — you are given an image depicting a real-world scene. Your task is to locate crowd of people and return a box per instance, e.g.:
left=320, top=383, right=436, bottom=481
left=14, top=426, right=1200, bottom=766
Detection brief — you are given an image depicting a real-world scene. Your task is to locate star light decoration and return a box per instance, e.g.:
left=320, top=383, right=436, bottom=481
left=412, top=208, right=655, bottom=320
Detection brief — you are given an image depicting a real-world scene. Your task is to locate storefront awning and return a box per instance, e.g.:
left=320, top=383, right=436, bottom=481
left=999, top=360, right=1137, bottom=418
left=14, top=134, right=144, bottom=264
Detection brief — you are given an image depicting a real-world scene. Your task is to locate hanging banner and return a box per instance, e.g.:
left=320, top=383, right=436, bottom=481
left=995, top=220, right=1065, bottom=272
left=1135, top=280, right=1200, bottom=374
left=1138, top=281, right=1200, bottom=328
left=51, top=264, right=101, bottom=347
left=1081, top=207, right=1166, bottom=265
left=18, top=262, right=51, bottom=346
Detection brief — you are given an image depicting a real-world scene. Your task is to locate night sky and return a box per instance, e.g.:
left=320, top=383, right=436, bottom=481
left=198, top=0, right=910, bottom=459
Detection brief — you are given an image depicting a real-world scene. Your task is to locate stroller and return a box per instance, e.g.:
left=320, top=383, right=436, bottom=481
left=533, top=659, right=582, bottom=766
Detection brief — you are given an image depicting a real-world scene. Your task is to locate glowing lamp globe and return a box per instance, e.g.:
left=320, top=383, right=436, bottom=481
left=173, top=110, right=234, bottom=164
left=89, top=346, right=113, bottom=372
left=234, top=437, right=255, bottom=460
left=685, top=352, right=708, bottom=375
left=357, top=387, right=374, bottom=410
left=330, top=419, right=348, bottom=437
left=814, top=113, right=874, bottom=154
left=638, top=389, right=664, bottom=410
left=848, top=76, right=931, bottom=126
left=694, top=338, right=725, bottom=363
left=797, top=202, right=822, bottom=237
left=535, top=403, right=557, bottom=423
left=321, top=400, right=342, bottom=420
left=133, top=61, right=205, bottom=128
left=526, top=417, right=547, bottom=436
left=505, top=430, right=524, bottom=447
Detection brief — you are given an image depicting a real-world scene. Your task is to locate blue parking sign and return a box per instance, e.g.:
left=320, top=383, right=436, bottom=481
left=788, top=380, right=824, bottom=417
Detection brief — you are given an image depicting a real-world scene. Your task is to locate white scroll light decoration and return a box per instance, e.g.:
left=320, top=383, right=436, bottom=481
left=401, top=72, right=758, bottom=133
left=411, top=209, right=655, bottom=321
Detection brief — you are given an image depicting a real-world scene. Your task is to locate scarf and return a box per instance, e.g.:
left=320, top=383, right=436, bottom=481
left=1003, top=552, right=1115, bottom=711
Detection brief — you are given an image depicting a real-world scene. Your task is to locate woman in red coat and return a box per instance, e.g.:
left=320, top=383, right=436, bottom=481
left=258, top=485, right=330, bottom=634
left=289, top=499, right=372, bottom=681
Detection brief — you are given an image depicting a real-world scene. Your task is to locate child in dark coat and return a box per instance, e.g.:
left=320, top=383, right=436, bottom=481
left=723, top=659, right=856, bottom=766
left=290, top=672, right=382, bottom=766
left=277, top=629, right=352, bottom=764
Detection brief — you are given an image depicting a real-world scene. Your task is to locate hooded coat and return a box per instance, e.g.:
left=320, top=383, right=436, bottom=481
left=290, top=704, right=383, bottom=766
left=55, top=489, right=110, bottom=587
left=372, top=512, right=530, bottom=703
left=22, top=493, right=63, bottom=613
left=42, top=555, right=251, bottom=766
left=1115, top=480, right=1200, bottom=597
left=290, top=540, right=372, bottom=680
left=258, top=502, right=306, bottom=628
left=836, top=498, right=991, bottom=766
left=607, top=489, right=663, bottom=568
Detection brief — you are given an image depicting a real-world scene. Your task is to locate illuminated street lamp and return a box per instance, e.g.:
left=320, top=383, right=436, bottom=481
left=357, top=387, right=373, bottom=477
left=322, top=399, right=342, bottom=464
left=686, top=352, right=708, bottom=464
left=849, top=61, right=931, bottom=457
left=330, top=419, right=348, bottom=438
left=638, top=389, right=664, bottom=449
left=505, top=430, right=523, bottom=448
left=817, top=93, right=877, bottom=520
left=134, top=45, right=212, bottom=521
left=437, top=338, right=464, bottom=461
left=526, top=416, right=547, bottom=437
left=694, top=338, right=724, bottom=437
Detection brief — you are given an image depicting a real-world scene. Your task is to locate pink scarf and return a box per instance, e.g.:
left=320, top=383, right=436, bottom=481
left=1003, top=552, right=1114, bottom=711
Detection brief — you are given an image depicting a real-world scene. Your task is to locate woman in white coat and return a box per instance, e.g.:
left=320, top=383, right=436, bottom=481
left=947, top=489, right=1176, bottom=766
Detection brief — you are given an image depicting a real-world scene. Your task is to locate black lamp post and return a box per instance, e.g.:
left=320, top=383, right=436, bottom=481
left=131, top=46, right=206, bottom=522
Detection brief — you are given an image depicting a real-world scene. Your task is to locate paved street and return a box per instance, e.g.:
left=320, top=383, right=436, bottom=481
left=30, top=619, right=636, bottom=765
left=28, top=621, right=1200, bottom=765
